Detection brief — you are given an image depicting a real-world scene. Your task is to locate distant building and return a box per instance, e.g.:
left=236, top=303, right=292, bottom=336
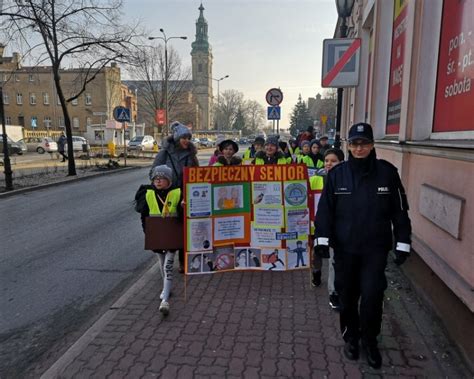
left=307, top=93, right=336, bottom=135
left=0, top=45, right=137, bottom=135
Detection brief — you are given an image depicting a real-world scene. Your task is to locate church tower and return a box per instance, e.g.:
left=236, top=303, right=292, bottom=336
left=191, top=3, right=213, bottom=130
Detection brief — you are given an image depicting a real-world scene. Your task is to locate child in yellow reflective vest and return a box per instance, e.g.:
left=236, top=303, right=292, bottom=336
left=213, top=139, right=242, bottom=166
left=253, top=135, right=288, bottom=165
left=134, top=165, right=182, bottom=316
left=311, top=148, right=344, bottom=310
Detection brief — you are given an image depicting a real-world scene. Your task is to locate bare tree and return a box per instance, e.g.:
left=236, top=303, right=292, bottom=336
left=128, top=43, right=192, bottom=138
left=242, top=100, right=265, bottom=135
left=0, top=0, right=140, bottom=175
left=217, top=89, right=244, bottom=130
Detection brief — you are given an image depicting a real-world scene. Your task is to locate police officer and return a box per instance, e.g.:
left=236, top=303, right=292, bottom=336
left=314, top=123, right=411, bottom=369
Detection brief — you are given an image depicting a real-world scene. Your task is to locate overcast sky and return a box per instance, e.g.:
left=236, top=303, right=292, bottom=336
left=123, top=0, right=338, bottom=127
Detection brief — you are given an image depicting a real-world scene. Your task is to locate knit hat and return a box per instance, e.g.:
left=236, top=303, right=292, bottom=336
left=253, top=136, right=265, bottom=146
left=171, top=121, right=192, bottom=142
left=310, top=139, right=321, bottom=148
left=300, top=140, right=310, bottom=149
left=150, top=165, right=173, bottom=186
left=319, top=135, right=329, bottom=141
left=265, top=135, right=279, bottom=147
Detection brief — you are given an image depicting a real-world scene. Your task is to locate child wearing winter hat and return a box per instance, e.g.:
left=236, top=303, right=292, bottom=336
left=134, top=164, right=183, bottom=316
left=252, top=135, right=288, bottom=165
left=214, top=139, right=242, bottom=166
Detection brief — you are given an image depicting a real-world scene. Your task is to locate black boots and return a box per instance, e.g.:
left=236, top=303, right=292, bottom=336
left=363, top=342, right=382, bottom=368
left=343, top=339, right=359, bottom=360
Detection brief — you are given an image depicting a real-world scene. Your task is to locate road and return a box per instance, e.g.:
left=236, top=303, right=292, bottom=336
left=0, top=149, right=215, bottom=377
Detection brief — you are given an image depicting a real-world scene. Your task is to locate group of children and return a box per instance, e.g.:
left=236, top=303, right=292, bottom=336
left=135, top=131, right=345, bottom=316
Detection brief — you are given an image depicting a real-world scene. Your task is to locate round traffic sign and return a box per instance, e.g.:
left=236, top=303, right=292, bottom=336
left=265, top=88, right=283, bottom=106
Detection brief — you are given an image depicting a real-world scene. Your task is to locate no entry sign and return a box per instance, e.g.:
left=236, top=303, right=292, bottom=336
left=322, top=38, right=361, bottom=87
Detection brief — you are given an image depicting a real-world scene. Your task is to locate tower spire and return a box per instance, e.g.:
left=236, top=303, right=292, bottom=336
left=192, top=2, right=211, bottom=54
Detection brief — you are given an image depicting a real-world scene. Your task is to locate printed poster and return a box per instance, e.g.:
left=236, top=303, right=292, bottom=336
left=286, top=207, right=310, bottom=237
left=212, top=183, right=250, bottom=215
left=235, top=248, right=262, bottom=269
left=251, top=224, right=282, bottom=248
left=213, top=215, right=250, bottom=243
left=253, top=205, right=284, bottom=227
left=284, top=181, right=308, bottom=207
left=187, top=183, right=211, bottom=217
left=286, top=239, right=310, bottom=269
left=261, top=248, right=286, bottom=271
left=252, top=182, right=282, bottom=205
left=187, top=218, right=212, bottom=252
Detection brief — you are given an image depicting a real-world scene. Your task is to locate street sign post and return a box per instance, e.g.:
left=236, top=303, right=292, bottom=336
left=113, top=106, right=131, bottom=123
left=322, top=38, right=361, bottom=87
left=265, top=88, right=283, bottom=106
left=267, top=106, right=281, bottom=120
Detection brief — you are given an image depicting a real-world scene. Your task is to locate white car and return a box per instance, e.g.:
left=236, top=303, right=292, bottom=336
left=127, top=135, right=156, bottom=151
left=64, top=136, right=90, bottom=152
left=20, top=137, right=58, bottom=154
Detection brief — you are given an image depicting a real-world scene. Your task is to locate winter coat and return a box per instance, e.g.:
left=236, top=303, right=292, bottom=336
left=57, top=135, right=66, bottom=152
left=151, top=136, right=199, bottom=188
left=252, top=150, right=288, bottom=165
left=314, top=149, right=411, bottom=255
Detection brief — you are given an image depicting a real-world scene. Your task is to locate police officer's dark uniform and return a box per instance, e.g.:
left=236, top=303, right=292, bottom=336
left=314, top=123, right=411, bottom=368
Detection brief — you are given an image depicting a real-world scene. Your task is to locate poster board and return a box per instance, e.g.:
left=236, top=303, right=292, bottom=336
left=183, top=164, right=312, bottom=274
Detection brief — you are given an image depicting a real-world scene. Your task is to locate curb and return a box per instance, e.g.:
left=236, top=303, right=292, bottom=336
left=0, top=165, right=145, bottom=199
left=40, top=260, right=161, bottom=379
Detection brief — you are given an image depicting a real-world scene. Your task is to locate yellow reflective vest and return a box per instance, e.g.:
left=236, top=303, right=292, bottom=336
left=310, top=175, right=324, bottom=234
left=254, top=157, right=288, bottom=165
left=297, top=154, right=324, bottom=169
left=145, top=188, right=181, bottom=217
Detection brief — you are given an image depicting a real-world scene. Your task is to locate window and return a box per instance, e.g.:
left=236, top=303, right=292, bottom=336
left=31, top=116, right=37, bottom=128
left=6, top=116, right=11, bottom=125
left=71, top=98, right=78, bottom=105
left=44, top=116, right=52, bottom=128
left=72, top=117, right=79, bottom=128
left=30, top=92, right=36, bottom=105
left=86, top=117, right=92, bottom=126
left=29, top=74, right=34, bottom=82
left=43, top=92, right=49, bottom=105
left=85, top=93, right=92, bottom=105
left=59, top=116, right=65, bottom=128
left=3, top=92, right=9, bottom=104
left=16, top=93, right=23, bottom=105
left=198, top=63, right=203, bottom=72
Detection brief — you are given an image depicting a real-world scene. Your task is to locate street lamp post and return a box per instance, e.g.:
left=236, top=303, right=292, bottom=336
left=334, top=0, right=355, bottom=149
left=207, top=75, right=229, bottom=130
left=148, top=29, right=187, bottom=136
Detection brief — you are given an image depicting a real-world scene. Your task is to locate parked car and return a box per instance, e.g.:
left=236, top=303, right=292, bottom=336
left=64, top=136, right=90, bottom=152
left=238, top=138, right=249, bottom=145
left=20, top=137, right=58, bottom=154
left=198, top=137, right=213, bottom=148
left=16, top=139, right=28, bottom=153
left=127, top=135, right=156, bottom=151
left=0, top=135, right=23, bottom=155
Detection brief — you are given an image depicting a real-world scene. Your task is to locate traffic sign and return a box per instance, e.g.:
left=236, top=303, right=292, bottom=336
left=113, top=106, right=131, bottom=122
left=267, top=106, right=281, bottom=120
left=322, top=38, right=361, bottom=87
left=266, top=88, right=283, bottom=106
left=155, top=109, right=166, bottom=126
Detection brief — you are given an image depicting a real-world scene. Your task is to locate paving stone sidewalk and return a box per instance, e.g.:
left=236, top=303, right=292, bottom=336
left=47, top=259, right=471, bottom=378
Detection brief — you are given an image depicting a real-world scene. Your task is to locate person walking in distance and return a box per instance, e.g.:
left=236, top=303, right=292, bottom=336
left=314, top=123, right=411, bottom=369
left=57, top=133, right=67, bottom=162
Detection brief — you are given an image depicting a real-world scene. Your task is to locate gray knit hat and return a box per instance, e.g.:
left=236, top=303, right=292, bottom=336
left=300, top=140, right=310, bottom=148
left=265, top=135, right=280, bottom=147
left=171, top=121, right=192, bottom=141
left=150, top=165, right=173, bottom=185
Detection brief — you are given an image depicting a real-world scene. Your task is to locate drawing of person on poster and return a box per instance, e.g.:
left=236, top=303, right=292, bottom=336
left=235, top=249, right=248, bottom=268
left=248, top=249, right=261, bottom=267
left=287, top=240, right=308, bottom=268
left=203, top=254, right=216, bottom=272
left=231, top=187, right=241, bottom=208
left=188, top=219, right=212, bottom=251
left=188, top=254, right=203, bottom=273
left=262, top=248, right=285, bottom=271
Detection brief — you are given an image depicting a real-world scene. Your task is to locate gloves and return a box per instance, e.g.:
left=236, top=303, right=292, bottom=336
left=393, top=250, right=409, bottom=266
left=314, top=245, right=330, bottom=258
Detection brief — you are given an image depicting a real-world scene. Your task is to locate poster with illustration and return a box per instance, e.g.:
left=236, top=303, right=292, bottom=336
left=212, top=183, right=250, bottom=215
left=212, top=244, right=235, bottom=271
left=286, top=239, right=309, bottom=269
left=253, top=205, right=284, bottom=228
left=247, top=248, right=262, bottom=268
left=252, top=182, right=282, bottom=205
left=261, top=248, right=286, bottom=271
left=188, top=253, right=204, bottom=274
left=186, top=183, right=212, bottom=217
left=202, top=253, right=216, bottom=273
left=251, top=224, right=282, bottom=248
left=284, top=181, right=308, bottom=207
left=234, top=248, right=249, bottom=269
left=187, top=218, right=212, bottom=252
left=285, top=207, right=310, bottom=237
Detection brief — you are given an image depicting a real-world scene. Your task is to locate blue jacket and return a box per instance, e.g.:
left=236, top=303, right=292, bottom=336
left=314, top=150, right=411, bottom=254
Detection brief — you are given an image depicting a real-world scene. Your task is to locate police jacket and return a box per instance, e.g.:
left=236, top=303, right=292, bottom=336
left=314, top=149, right=411, bottom=254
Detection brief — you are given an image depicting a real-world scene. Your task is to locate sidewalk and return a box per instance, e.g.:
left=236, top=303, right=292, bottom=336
left=41, top=259, right=471, bottom=378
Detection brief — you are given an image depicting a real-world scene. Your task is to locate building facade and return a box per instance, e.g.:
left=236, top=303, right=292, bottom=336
left=0, top=47, right=137, bottom=137
left=191, top=3, right=214, bottom=130
left=336, top=0, right=473, bottom=364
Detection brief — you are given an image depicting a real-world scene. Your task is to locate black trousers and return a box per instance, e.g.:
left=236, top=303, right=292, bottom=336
left=333, top=250, right=388, bottom=346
